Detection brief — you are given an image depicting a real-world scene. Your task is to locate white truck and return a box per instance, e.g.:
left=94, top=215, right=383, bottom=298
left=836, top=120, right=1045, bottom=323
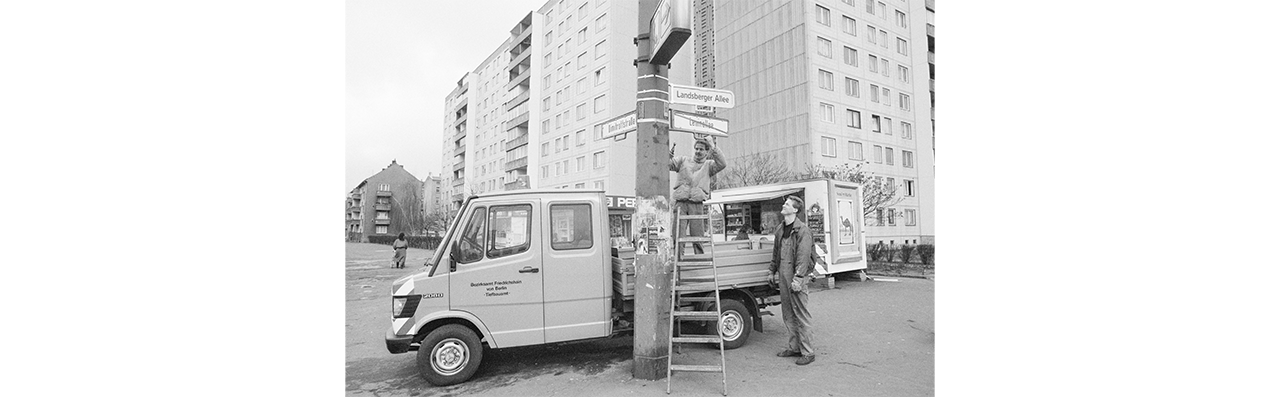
left=385, top=178, right=866, bottom=385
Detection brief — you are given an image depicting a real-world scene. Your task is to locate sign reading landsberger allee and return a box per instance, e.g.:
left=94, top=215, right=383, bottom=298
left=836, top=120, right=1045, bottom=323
left=670, top=84, right=736, bottom=108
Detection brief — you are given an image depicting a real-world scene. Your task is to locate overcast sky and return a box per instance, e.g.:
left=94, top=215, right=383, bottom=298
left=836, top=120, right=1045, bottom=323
left=346, top=0, right=547, bottom=190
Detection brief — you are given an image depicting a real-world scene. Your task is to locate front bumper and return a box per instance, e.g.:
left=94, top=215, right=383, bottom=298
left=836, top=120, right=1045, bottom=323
left=385, top=328, right=416, bottom=354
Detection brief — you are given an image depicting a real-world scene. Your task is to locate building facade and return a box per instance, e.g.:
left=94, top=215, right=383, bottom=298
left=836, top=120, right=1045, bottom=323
left=346, top=160, right=425, bottom=242
left=712, top=0, right=934, bottom=245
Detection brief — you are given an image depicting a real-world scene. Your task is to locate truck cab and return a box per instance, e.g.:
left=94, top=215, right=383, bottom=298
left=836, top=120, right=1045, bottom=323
left=385, top=189, right=613, bottom=385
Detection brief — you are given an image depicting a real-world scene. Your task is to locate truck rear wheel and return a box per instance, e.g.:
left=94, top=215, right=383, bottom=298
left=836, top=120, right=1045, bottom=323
left=416, top=324, right=483, bottom=386
left=709, top=299, right=751, bottom=349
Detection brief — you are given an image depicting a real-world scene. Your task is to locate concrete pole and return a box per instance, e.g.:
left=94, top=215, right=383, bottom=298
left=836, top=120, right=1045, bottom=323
left=632, top=0, right=673, bottom=381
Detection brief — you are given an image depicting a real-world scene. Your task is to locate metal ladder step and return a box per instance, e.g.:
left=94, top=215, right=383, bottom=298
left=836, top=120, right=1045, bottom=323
left=672, top=311, right=720, bottom=320
left=674, top=282, right=719, bottom=291
left=672, top=335, right=722, bottom=344
left=669, top=364, right=723, bottom=373
left=677, top=296, right=718, bottom=303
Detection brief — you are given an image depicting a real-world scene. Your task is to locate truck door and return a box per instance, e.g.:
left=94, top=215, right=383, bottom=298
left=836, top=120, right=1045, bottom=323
left=448, top=201, right=544, bottom=347
left=542, top=200, right=609, bottom=342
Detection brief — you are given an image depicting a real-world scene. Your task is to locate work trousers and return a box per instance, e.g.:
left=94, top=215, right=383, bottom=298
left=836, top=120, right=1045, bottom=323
left=780, top=282, right=815, bottom=357
left=675, top=200, right=706, bottom=254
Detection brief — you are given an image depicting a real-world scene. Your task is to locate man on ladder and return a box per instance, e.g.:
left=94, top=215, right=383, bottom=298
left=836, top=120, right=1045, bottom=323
left=669, top=136, right=726, bottom=257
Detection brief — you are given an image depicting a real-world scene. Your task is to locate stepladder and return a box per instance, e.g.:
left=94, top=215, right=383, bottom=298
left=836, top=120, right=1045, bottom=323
left=667, top=202, right=728, bottom=396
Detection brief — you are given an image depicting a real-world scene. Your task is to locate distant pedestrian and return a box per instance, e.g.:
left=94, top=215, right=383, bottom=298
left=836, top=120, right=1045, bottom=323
left=769, top=196, right=816, bottom=365
left=393, top=233, right=408, bottom=268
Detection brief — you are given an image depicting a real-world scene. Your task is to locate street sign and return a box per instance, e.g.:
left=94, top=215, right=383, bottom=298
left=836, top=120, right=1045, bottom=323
left=649, top=0, right=691, bottom=65
left=669, top=109, right=729, bottom=137
left=670, top=84, right=735, bottom=108
left=597, top=110, right=636, bottom=140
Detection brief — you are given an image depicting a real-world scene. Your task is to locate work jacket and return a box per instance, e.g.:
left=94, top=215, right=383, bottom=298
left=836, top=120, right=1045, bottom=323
left=669, top=145, right=726, bottom=202
left=770, top=221, right=815, bottom=283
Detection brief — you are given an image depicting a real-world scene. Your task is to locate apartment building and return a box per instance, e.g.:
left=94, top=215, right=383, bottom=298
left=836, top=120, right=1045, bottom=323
left=346, top=160, right=425, bottom=242
left=712, top=0, right=935, bottom=244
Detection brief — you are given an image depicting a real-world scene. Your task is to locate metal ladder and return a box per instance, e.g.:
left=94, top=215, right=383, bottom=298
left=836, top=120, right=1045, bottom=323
left=667, top=203, right=728, bottom=395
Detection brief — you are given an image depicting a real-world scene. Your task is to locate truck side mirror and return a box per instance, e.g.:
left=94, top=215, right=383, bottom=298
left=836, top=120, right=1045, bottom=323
left=448, top=241, right=460, bottom=272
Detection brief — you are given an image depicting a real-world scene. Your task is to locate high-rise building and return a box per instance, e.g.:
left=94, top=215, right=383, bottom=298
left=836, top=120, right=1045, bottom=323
left=713, top=0, right=935, bottom=244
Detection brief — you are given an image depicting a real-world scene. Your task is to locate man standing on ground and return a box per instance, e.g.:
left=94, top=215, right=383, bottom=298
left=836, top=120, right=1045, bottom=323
left=669, top=137, right=726, bottom=255
left=770, top=196, right=816, bottom=365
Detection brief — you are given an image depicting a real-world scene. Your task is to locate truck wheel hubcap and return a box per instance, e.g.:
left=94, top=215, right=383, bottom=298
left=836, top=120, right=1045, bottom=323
left=431, top=338, right=469, bottom=376
left=721, top=311, right=743, bottom=340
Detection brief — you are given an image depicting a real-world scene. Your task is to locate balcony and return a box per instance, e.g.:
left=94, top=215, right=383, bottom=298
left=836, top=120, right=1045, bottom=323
left=928, top=52, right=934, bottom=65
left=348, top=192, right=362, bottom=200
left=507, top=49, right=531, bottom=74
left=374, top=218, right=391, bottom=226
left=505, top=110, right=529, bottom=131
left=374, top=203, right=391, bottom=211
left=451, top=193, right=464, bottom=202
left=504, top=156, right=528, bottom=172
left=504, top=175, right=530, bottom=190
left=375, top=190, right=392, bottom=197
left=453, top=144, right=466, bottom=156
left=505, top=68, right=530, bottom=92
left=451, top=127, right=466, bottom=142
left=451, top=178, right=465, bottom=188
left=452, top=113, right=468, bottom=128
left=452, top=161, right=465, bottom=173
left=504, top=133, right=529, bottom=152
left=504, top=90, right=531, bottom=112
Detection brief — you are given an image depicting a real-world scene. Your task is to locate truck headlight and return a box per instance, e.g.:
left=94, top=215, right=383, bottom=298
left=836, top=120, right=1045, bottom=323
left=392, top=295, right=421, bottom=318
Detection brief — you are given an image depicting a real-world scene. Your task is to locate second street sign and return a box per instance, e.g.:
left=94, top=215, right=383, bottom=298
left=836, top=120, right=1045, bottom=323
left=598, top=110, right=637, bottom=140
left=670, top=109, right=729, bottom=137
left=670, top=84, right=735, bottom=108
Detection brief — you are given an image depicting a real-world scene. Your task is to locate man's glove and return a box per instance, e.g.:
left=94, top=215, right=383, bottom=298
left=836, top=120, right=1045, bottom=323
left=790, top=277, right=803, bottom=291
left=768, top=272, right=778, bottom=286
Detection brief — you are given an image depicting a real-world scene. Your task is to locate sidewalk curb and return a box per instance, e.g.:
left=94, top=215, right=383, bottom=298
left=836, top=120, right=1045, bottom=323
left=866, top=272, right=934, bottom=280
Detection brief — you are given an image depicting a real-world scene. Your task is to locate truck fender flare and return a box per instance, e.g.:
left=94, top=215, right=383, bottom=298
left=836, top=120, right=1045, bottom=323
left=410, top=310, right=499, bottom=348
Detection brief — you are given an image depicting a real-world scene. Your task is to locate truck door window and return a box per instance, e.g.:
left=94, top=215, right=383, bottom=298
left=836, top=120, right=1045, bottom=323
left=550, top=203, right=593, bottom=250
left=457, top=207, right=487, bottom=264
left=487, top=204, right=532, bottom=258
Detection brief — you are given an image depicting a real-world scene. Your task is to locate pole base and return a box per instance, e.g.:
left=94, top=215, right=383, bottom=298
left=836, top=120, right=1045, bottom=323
left=633, top=355, right=669, bottom=380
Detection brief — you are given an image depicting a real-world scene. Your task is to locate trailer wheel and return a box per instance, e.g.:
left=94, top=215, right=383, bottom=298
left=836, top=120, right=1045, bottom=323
left=416, top=324, right=483, bottom=386
left=710, top=299, right=751, bottom=349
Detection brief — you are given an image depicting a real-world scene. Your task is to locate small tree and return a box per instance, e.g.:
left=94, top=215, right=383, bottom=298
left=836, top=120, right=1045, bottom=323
left=714, top=152, right=795, bottom=189
left=899, top=244, right=915, bottom=264
left=917, top=244, right=934, bottom=267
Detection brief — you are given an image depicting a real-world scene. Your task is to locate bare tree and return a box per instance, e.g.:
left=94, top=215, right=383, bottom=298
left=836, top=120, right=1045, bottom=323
left=714, top=152, right=795, bottom=189
left=799, top=163, right=904, bottom=220
left=393, top=181, right=426, bottom=235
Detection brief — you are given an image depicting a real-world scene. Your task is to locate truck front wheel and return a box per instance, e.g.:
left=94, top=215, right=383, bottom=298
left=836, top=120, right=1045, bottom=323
left=416, top=324, right=483, bottom=386
left=710, top=299, right=752, bottom=349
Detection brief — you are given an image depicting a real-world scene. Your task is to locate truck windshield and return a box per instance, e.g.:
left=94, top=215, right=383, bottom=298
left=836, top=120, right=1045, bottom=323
left=425, top=205, right=467, bottom=276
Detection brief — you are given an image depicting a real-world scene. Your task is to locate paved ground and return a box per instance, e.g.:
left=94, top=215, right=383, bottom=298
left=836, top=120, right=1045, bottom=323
left=346, top=242, right=933, bottom=396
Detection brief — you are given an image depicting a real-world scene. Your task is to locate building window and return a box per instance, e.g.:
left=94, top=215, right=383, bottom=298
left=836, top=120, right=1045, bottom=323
left=873, top=145, right=883, bottom=163
left=817, top=37, right=832, bottom=58
left=577, top=77, right=587, bottom=94
left=866, top=25, right=876, bottom=43
left=875, top=208, right=883, bottom=226
left=576, top=156, right=586, bottom=172
left=896, top=10, right=907, bottom=28
left=576, top=129, right=586, bottom=146
left=816, top=4, right=830, bottom=26
left=541, top=165, right=549, bottom=178
left=905, top=209, right=916, bottom=226
left=542, top=142, right=550, bottom=157
left=866, top=1, right=875, bottom=14
left=594, top=94, right=606, bottom=113
left=905, top=179, right=915, bottom=197
left=881, top=87, right=890, bottom=105
left=376, top=211, right=389, bottom=220
left=870, top=83, right=879, bottom=102
left=819, top=102, right=835, bottom=123
left=594, top=180, right=604, bottom=189
left=576, top=103, right=587, bottom=120
left=884, top=116, right=892, bottom=135
left=842, top=16, right=857, bottom=35
left=903, top=150, right=914, bottom=168
left=550, top=203, right=593, bottom=250
left=868, top=55, right=878, bottom=73
left=594, top=67, right=605, bottom=85
left=578, top=3, right=588, bottom=20
left=845, top=78, right=859, bottom=97
left=872, top=115, right=882, bottom=132
left=902, top=122, right=913, bottom=139
left=899, top=93, right=911, bottom=111
left=843, top=46, right=858, bottom=66
left=897, top=38, right=909, bottom=55
left=848, top=141, right=863, bottom=160
left=885, top=147, right=894, bottom=165
left=887, top=207, right=896, bottom=226
left=594, top=150, right=606, bottom=168
left=898, top=65, right=910, bottom=83
left=881, top=58, right=889, bottom=76
left=595, top=40, right=606, bottom=58
left=556, top=161, right=563, bottom=176
left=821, top=136, right=837, bottom=157
left=376, top=225, right=388, bottom=234
left=595, top=13, right=607, bottom=32
left=846, top=109, right=861, bottom=128
left=577, top=52, right=587, bottom=69
left=593, top=124, right=604, bottom=140
left=818, top=69, right=834, bottom=90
